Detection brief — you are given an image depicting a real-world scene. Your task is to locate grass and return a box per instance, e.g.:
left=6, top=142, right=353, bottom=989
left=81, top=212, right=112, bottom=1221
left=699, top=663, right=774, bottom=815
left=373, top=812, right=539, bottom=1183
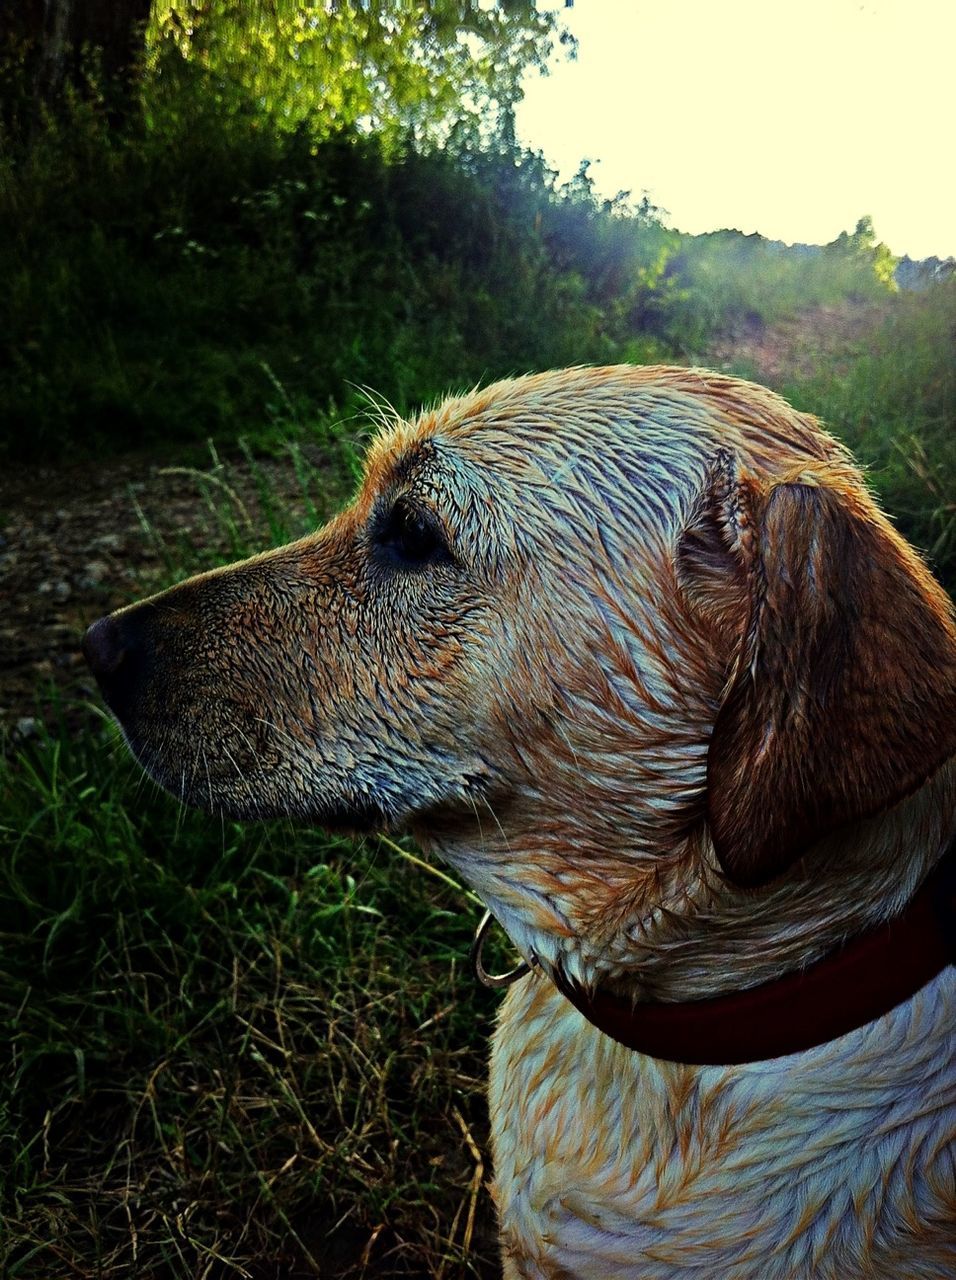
left=784, top=285, right=956, bottom=591
left=1, top=722, right=503, bottom=1277
left=0, top=440, right=514, bottom=1279
left=661, top=227, right=896, bottom=356
left=719, top=281, right=956, bottom=596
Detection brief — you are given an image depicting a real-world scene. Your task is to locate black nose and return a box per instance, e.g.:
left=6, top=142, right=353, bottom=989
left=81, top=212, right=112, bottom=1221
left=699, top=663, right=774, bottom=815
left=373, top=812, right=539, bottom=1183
left=82, top=615, right=127, bottom=678
left=82, top=611, right=147, bottom=722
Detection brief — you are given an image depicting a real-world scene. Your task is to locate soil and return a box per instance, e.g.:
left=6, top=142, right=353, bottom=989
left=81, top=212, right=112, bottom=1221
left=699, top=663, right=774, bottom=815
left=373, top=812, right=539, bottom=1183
left=0, top=302, right=879, bottom=743
left=0, top=445, right=337, bottom=744
left=707, top=299, right=880, bottom=384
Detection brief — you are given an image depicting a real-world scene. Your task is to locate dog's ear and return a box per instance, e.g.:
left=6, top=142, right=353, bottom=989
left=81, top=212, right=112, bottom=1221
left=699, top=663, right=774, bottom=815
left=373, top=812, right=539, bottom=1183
left=679, top=451, right=956, bottom=887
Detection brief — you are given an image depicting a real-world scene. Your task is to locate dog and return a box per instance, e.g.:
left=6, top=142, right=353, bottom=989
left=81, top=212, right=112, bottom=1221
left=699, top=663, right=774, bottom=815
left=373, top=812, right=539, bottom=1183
left=84, top=366, right=956, bottom=1278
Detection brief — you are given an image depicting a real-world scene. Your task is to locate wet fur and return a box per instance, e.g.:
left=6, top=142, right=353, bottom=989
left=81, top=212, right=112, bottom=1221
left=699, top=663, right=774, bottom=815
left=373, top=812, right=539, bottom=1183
left=92, top=367, right=956, bottom=1277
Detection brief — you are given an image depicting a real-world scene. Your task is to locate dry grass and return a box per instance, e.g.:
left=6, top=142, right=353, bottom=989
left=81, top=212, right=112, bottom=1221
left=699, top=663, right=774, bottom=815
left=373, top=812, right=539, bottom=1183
left=1, top=712, right=509, bottom=1278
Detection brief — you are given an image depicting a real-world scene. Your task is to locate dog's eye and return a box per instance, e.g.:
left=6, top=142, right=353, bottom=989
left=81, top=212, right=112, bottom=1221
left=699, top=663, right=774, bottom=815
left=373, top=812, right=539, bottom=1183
left=377, top=498, right=450, bottom=568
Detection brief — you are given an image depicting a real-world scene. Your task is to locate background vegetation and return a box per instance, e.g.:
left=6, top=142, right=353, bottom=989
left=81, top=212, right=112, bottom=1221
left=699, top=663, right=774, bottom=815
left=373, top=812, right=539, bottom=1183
left=1, top=3, right=954, bottom=1277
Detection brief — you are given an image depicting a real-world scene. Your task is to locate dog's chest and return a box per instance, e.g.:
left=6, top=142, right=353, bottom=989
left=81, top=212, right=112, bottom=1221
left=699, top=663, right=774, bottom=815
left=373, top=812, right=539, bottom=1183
left=488, top=970, right=956, bottom=1280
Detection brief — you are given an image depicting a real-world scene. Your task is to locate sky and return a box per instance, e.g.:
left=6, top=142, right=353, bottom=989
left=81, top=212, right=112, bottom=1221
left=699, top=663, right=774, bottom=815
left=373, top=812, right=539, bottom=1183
left=515, top=0, right=955, bottom=260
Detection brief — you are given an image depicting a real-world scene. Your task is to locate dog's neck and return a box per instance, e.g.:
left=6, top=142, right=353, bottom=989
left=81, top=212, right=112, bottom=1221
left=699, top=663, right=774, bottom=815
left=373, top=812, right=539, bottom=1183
left=428, top=759, right=956, bottom=1003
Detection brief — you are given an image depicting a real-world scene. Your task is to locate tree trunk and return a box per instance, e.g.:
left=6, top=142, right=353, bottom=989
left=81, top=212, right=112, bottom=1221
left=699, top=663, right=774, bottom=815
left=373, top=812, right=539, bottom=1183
left=0, top=0, right=153, bottom=135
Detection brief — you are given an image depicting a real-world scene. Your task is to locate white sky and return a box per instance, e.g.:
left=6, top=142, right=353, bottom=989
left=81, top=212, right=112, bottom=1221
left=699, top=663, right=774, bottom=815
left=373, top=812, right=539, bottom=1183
left=515, top=0, right=955, bottom=259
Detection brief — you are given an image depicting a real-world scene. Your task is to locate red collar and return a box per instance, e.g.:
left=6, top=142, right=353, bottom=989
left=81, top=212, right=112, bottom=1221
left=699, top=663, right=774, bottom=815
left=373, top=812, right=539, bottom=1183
left=551, top=839, right=956, bottom=1065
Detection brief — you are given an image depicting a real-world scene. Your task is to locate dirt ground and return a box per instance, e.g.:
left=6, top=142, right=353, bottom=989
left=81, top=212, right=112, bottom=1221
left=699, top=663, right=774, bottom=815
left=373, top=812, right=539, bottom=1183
left=0, top=304, right=877, bottom=743
left=0, top=446, right=336, bottom=743
left=707, top=300, right=881, bottom=384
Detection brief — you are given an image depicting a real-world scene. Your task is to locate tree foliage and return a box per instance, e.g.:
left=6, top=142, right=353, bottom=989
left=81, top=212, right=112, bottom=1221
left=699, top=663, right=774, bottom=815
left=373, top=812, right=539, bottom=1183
left=825, top=214, right=897, bottom=288
left=2, top=1, right=572, bottom=143
left=0, top=0, right=919, bottom=468
left=148, top=0, right=573, bottom=143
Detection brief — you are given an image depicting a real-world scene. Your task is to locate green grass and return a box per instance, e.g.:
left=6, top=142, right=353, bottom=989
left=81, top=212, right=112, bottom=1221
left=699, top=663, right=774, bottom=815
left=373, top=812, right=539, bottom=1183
left=788, top=286, right=956, bottom=591
left=720, top=281, right=956, bottom=596
left=662, top=225, right=898, bottom=356
left=0, top=445, right=514, bottom=1279
left=1, top=717, right=503, bottom=1277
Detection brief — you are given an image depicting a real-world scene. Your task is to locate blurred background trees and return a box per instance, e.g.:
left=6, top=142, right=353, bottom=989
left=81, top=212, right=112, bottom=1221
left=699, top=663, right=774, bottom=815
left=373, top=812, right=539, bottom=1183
left=824, top=215, right=897, bottom=289
left=0, top=0, right=949, bottom=486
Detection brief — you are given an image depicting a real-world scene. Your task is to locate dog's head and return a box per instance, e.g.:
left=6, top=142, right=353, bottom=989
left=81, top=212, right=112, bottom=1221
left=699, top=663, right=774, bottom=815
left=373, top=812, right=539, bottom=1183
left=85, top=367, right=956, bottom=977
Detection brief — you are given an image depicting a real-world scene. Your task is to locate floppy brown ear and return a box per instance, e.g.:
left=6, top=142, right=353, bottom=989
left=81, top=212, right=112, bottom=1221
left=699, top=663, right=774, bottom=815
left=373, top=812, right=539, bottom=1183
left=681, top=454, right=956, bottom=887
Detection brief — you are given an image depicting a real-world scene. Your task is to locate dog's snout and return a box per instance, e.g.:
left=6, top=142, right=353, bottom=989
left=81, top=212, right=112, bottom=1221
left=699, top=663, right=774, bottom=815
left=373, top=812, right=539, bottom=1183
left=82, top=615, right=127, bottom=678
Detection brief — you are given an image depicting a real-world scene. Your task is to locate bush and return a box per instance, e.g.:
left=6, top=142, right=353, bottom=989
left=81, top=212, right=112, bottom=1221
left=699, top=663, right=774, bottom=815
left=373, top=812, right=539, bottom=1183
left=661, top=226, right=897, bottom=353
left=0, top=51, right=677, bottom=463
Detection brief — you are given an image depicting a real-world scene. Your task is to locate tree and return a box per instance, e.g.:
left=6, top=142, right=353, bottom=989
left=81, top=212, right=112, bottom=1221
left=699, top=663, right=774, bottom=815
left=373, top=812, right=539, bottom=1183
left=2, top=2, right=570, bottom=143
left=826, top=215, right=897, bottom=288
left=148, top=1, right=573, bottom=144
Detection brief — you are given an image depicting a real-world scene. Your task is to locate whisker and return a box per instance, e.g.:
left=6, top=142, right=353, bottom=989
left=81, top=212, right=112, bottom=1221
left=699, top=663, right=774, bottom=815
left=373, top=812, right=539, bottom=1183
left=201, top=747, right=214, bottom=814
left=252, top=715, right=308, bottom=757
left=479, top=794, right=513, bottom=857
